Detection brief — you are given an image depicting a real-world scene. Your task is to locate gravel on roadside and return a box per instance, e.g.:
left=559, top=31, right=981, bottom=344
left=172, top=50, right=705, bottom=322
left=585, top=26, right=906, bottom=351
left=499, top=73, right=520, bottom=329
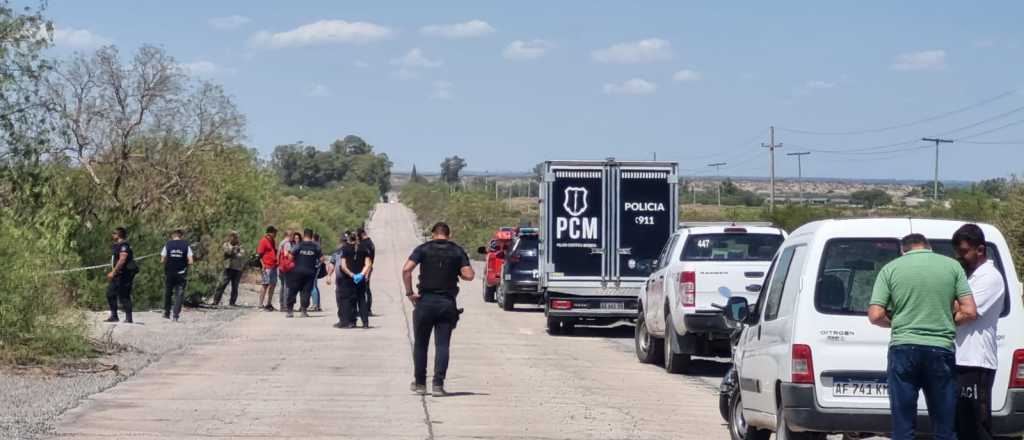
left=0, top=284, right=264, bottom=440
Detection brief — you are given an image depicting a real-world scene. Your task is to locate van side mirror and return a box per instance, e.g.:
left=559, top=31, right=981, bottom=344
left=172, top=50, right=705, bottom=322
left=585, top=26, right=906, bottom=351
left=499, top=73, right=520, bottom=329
left=476, top=246, right=487, bottom=255
left=724, top=297, right=751, bottom=323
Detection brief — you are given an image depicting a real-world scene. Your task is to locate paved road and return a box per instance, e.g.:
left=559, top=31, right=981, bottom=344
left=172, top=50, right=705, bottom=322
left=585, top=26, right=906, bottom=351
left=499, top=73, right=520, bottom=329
left=52, top=202, right=730, bottom=439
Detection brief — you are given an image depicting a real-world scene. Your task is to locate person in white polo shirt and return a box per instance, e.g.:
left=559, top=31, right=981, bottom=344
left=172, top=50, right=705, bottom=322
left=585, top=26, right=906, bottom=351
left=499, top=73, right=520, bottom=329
left=953, top=224, right=1005, bottom=440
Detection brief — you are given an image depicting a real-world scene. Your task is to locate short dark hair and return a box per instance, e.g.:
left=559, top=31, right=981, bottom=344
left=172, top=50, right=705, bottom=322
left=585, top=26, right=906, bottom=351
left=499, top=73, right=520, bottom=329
left=953, top=224, right=986, bottom=250
left=357, top=228, right=367, bottom=238
left=171, top=229, right=184, bottom=238
left=266, top=225, right=278, bottom=234
left=303, top=228, right=314, bottom=239
left=431, top=222, right=451, bottom=236
left=114, top=227, right=128, bottom=239
left=313, top=233, right=320, bottom=242
left=901, top=233, right=930, bottom=251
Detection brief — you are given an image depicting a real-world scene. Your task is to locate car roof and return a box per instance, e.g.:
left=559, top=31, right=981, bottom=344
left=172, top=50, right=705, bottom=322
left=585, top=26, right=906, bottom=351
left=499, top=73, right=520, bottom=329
left=676, top=225, right=786, bottom=235
left=791, top=218, right=1007, bottom=243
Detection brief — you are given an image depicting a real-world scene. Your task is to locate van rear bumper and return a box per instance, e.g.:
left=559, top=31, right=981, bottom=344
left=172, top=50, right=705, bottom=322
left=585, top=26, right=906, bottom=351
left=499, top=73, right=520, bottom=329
left=780, top=383, right=1024, bottom=435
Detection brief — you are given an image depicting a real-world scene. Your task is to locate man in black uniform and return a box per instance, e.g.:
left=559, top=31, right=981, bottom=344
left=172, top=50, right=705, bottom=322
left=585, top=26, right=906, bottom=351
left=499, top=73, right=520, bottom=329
left=160, top=229, right=194, bottom=321
left=105, top=227, right=139, bottom=323
left=357, top=228, right=376, bottom=316
left=334, top=233, right=373, bottom=328
left=285, top=229, right=323, bottom=318
left=402, top=222, right=475, bottom=396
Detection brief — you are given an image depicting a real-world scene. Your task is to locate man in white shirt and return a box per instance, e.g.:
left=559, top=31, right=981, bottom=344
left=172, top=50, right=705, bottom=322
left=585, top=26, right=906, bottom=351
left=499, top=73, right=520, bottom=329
left=953, top=224, right=1005, bottom=440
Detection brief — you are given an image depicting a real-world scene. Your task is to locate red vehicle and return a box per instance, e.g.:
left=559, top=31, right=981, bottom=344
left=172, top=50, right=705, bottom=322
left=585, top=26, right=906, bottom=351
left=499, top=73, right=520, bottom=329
left=477, top=227, right=516, bottom=302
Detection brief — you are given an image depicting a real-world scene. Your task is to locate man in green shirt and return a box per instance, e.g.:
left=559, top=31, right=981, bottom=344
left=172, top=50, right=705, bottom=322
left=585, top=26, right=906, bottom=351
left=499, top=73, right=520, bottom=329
left=869, top=233, right=977, bottom=440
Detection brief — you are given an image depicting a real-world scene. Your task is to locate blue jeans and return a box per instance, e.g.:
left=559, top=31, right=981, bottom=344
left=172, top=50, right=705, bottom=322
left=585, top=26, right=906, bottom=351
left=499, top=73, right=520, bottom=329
left=887, top=344, right=957, bottom=440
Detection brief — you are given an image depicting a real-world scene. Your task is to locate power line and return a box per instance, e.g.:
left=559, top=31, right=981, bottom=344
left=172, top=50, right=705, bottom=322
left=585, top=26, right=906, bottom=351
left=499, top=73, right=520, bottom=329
left=776, top=88, right=1020, bottom=135
left=956, top=118, right=1024, bottom=141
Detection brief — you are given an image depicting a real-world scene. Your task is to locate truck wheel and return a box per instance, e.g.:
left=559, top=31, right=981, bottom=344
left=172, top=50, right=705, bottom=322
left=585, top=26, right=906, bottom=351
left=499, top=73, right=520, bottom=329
left=546, top=317, right=562, bottom=335
left=482, top=283, right=496, bottom=303
left=729, top=391, right=770, bottom=440
left=663, top=314, right=692, bottom=374
left=562, top=320, right=575, bottom=334
left=501, top=289, right=515, bottom=311
left=635, top=312, right=664, bottom=364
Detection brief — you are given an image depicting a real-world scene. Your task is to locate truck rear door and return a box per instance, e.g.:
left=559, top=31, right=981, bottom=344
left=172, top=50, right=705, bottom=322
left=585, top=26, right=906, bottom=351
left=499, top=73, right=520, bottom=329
left=678, top=231, right=784, bottom=311
left=546, top=165, right=606, bottom=281
left=614, top=166, right=677, bottom=283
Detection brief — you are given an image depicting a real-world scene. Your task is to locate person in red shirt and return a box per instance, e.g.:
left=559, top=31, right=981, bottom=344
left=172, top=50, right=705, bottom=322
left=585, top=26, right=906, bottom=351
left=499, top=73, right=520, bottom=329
left=256, top=226, right=279, bottom=310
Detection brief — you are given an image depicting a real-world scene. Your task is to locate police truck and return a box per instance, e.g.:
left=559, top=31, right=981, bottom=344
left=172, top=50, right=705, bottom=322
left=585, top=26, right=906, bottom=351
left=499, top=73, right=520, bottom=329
left=539, top=159, right=679, bottom=334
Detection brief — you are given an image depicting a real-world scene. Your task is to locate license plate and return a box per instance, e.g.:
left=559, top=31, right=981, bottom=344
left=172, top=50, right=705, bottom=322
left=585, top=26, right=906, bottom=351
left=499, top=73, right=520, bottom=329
left=832, top=380, right=888, bottom=398
left=600, top=302, right=625, bottom=310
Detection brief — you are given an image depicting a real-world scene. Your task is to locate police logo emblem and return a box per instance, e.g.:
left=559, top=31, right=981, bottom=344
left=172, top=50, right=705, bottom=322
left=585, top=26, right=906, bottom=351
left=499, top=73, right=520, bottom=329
left=563, top=187, right=588, bottom=217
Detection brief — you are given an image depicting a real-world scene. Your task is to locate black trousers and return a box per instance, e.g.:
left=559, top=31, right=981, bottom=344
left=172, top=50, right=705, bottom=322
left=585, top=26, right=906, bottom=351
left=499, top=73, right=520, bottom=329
left=163, top=273, right=187, bottom=319
left=337, top=281, right=368, bottom=325
left=365, top=279, right=373, bottom=314
left=106, top=276, right=134, bottom=321
left=956, top=366, right=996, bottom=440
left=213, top=268, right=242, bottom=305
left=286, top=274, right=314, bottom=312
left=413, top=294, right=459, bottom=386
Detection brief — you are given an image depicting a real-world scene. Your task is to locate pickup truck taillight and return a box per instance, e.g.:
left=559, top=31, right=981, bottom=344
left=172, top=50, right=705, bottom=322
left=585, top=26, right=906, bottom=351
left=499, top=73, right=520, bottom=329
left=1011, top=349, right=1024, bottom=388
left=551, top=300, right=573, bottom=310
left=792, top=344, right=815, bottom=384
left=679, top=271, right=696, bottom=307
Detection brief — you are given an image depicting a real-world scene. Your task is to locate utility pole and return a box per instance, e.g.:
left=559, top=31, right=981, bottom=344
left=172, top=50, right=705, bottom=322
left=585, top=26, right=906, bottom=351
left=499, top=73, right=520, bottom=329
left=708, top=162, right=727, bottom=207
left=922, top=137, right=953, bottom=201
left=787, top=152, right=811, bottom=204
left=762, top=126, right=782, bottom=213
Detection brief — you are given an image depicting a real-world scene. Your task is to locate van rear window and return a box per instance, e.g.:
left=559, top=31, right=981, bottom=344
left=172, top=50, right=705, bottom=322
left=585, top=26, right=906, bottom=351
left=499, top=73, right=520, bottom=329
left=680, top=234, right=783, bottom=261
left=815, top=238, right=1010, bottom=317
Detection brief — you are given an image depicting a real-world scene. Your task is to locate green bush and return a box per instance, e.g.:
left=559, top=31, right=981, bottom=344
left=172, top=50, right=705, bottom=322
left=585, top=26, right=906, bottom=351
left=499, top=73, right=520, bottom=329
left=401, top=183, right=525, bottom=256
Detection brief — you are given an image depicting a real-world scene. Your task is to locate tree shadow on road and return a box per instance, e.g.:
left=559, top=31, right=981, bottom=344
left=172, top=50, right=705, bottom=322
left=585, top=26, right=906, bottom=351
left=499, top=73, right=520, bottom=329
left=685, top=358, right=731, bottom=379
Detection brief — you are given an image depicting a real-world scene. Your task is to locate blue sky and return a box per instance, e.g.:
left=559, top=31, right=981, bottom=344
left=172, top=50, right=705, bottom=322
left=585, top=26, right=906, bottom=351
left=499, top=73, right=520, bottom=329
left=40, top=1, right=1024, bottom=181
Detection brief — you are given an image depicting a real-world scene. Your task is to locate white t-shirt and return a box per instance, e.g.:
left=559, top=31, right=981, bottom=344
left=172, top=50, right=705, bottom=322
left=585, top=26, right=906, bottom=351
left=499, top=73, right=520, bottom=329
left=956, top=259, right=1005, bottom=370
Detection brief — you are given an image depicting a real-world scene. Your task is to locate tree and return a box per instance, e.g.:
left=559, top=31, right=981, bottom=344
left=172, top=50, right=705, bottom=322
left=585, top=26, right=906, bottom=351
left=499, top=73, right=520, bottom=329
left=440, top=156, right=467, bottom=184
left=331, top=135, right=373, bottom=155
left=850, top=189, right=892, bottom=208
left=977, top=178, right=1009, bottom=200
left=410, top=164, right=427, bottom=184
left=532, top=162, right=544, bottom=182
left=47, top=45, right=246, bottom=217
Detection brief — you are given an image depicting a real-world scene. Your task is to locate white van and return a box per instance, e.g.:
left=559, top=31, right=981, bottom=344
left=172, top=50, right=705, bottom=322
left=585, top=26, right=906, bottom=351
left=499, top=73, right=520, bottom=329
left=722, top=218, right=1024, bottom=439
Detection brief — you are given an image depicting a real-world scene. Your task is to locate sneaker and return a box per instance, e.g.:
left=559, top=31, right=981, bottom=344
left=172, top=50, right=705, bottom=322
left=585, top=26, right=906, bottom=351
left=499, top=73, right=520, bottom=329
left=345, top=323, right=357, bottom=329
left=123, top=319, right=133, bottom=324
left=431, top=384, right=448, bottom=397
left=172, top=317, right=179, bottom=322
left=410, top=382, right=427, bottom=395
left=264, top=305, right=276, bottom=312
left=332, top=322, right=345, bottom=329
left=300, top=311, right=310, bottom=318
left=104, top=316, right=119, bottom=323
left=285, top=312, right=294, bottom=318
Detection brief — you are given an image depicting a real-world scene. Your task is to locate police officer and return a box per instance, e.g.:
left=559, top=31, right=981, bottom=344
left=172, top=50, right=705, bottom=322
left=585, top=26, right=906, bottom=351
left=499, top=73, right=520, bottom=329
left=357, top=228, right=376, bottom=315
left=402, top=222, right=475, bottom=397
left=105, top=227, right=139, bottom=323
left=285, top=228, right=323, bottom=318
left=160, top=229, right=194, bottom=321
left=334, top=233, right=372, bottom=328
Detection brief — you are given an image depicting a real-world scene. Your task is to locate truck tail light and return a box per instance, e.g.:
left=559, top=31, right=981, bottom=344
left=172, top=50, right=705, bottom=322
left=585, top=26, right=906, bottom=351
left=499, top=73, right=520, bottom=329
left=1011, top=349, right=1024, bottom=388
left=679, top=271, right=696, bottom=307
left=551, top=300, right=573, bottom=310
left=792, top=344, right=815, bottom=384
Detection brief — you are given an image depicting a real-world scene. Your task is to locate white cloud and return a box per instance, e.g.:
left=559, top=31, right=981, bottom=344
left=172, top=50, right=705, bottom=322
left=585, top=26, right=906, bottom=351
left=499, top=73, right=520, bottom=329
left=503, top=39, right=553, bottom=60
left=603, top=78, right=658, bottom=96
left=431, top=81, right=454, bottom=100
left=306, top=83, right=331, bottom=97
left=803, top=80, right=836, bottom=90
left=250, top=20, right=393, bottom=49
left=974, top=38, right=997, bottom=49
left=672, top=69, right=702, bottom=82
left=209, top=15, right=251, bottom=30
left=353, top=60, right=370, bottom=68
left=391, top=48, right=443, bottom=69
left=52, top=26, right=111, bottom=49
left=890, top=50, right=947, bottom=71
left=178, top=60, right=236, bottom=77
left=391, top=69, right=419, bottom=80
left=592, top=38, right=672, bottom=64
left=420, top=20, right=495, bottom=39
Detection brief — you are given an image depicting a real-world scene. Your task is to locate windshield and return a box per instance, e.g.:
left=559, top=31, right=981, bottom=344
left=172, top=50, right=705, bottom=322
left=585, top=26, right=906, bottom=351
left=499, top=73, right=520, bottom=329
left=680, top=233, right=783, bottom=261
left=815, top=238, right=1009, bottom=316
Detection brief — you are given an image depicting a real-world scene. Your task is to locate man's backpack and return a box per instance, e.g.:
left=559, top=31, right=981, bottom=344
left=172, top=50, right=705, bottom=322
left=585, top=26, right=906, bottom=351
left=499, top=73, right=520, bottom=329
left=278, top=251, right=295, bottom=274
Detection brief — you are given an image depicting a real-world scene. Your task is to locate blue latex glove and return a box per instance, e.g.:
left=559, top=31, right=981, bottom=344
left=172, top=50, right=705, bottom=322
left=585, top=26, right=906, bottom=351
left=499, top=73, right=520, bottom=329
left=353, top=273, right=365, bottom=284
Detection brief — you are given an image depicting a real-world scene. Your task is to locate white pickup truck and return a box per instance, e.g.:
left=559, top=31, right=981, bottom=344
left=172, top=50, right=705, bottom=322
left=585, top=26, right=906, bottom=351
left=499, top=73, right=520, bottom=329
left=635, top=222, right=786, bottom=373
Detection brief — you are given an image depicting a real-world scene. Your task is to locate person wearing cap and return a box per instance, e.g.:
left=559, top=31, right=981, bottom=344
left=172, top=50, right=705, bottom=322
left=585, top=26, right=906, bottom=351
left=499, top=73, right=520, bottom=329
left=160, top=229, right=194, bottom=321
left=213, top=231, right=245, bottom=307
